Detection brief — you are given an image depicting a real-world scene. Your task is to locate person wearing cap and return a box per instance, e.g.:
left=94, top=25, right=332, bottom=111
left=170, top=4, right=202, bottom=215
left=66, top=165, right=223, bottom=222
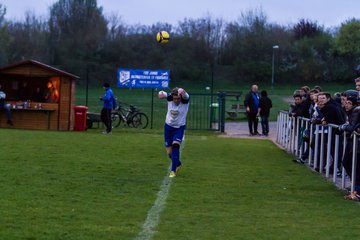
left=339, top=95, right=360, bottom=201
left=99, top=83, right=116, bottom=134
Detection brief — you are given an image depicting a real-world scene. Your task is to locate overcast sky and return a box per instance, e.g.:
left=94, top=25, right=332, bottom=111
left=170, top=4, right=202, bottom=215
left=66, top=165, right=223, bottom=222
left=1, top=0, right=359, bottom=28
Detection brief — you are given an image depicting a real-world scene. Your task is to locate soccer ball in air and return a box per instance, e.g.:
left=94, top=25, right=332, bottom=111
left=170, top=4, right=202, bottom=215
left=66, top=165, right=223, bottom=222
left=156, top=31, right=170, bottom=44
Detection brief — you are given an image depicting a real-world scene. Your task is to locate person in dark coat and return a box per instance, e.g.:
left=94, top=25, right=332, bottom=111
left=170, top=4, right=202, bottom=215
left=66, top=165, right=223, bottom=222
left=289, top=94, right=308, bottom=118
left=318, top=92, right=346, bottom=173
left=339, top=96, right=360, bottom=200
left=244, top=85, right=260, bottom=135
left=318, top=92, right=346, bottom=126
left=258, top=90, right=272, bottom=136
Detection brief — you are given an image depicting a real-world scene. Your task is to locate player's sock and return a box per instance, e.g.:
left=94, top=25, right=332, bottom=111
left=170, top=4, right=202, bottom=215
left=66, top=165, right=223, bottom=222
left=171, top=144, right=180, bottom=172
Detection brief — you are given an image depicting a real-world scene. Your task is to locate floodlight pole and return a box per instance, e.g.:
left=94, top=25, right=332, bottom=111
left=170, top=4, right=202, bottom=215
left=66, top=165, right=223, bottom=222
left=271, top=45, right=279, bottom=94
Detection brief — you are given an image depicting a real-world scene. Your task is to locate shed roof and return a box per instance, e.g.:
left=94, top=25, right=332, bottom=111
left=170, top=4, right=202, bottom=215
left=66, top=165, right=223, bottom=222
left=0, top=59, right=79, bottom=79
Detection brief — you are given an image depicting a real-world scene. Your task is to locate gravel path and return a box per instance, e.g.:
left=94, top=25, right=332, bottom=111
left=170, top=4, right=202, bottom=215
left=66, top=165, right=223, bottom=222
left=219, top=121, right=278, bottom=143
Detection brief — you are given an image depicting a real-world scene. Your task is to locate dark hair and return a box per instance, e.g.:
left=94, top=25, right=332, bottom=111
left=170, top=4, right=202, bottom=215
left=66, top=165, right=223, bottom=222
left=261, top=90, right=267, bottom=97
left=318, top=92, right=331, bottom=99
left=103, top=83, right=110, bottom=88
left=314, top=85, right=322, bottom=92
left=172, top=87, right=179, bottom=96
left=301, top=86, right=310, bottom=93
left=309, top=89, right=319, bottom=94
left=293, top=94, right=302, bottom=99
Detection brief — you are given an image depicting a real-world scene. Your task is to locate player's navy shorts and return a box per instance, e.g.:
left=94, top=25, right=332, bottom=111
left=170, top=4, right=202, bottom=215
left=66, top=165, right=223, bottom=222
left=164, top=123, right=186, bottom=147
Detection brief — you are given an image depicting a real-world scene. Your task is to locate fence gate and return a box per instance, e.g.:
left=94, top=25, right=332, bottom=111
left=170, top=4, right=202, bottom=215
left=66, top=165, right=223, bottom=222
left=186, top=92, right=226, bottom=132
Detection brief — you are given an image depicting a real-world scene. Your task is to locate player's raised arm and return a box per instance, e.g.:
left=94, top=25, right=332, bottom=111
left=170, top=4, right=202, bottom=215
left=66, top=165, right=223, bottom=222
left=178, top=88, right=189, bottom=103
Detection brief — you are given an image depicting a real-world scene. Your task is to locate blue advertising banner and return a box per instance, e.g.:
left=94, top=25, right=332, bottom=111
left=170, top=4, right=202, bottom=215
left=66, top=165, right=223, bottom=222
left=117, top=69, right=170, bottom=89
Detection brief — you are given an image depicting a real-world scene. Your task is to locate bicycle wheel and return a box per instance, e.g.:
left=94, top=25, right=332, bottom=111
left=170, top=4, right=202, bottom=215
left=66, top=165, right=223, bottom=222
left=111, top=112, right=122, bottom=128
left=131, top=113, right=149, bottom=129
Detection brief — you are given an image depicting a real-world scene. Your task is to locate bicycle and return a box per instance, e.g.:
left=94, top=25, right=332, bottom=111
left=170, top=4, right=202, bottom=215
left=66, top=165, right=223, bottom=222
left=111, top=101, right=149, bottom=129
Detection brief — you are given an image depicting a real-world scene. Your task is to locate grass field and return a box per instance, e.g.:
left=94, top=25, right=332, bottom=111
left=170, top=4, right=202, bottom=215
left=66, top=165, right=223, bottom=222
left=1, top=128, right=360, bottom=239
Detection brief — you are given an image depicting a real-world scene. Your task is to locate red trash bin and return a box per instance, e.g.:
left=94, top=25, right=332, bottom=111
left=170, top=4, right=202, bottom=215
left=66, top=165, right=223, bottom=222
left=73, top=106, right=88, bottom=131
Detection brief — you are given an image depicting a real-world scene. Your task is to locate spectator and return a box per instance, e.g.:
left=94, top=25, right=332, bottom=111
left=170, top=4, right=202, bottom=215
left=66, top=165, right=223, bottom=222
left=317, top=92, right=346, bottom=172
left=340, top=92, right=348, bottom=110
left=300, top=87, right=312, bottom=118
left=44, top=81, right=59, bottom=103
left=99, top=83, right=116, bottom=134
left=314, top=85, right=322, bottom=92
left=318, top=92, right=346, bottom=126
left=0, top=84, right=13, bottom=126
left=298, top=89, right=320, bottom=164
left=289, top=94, right=308, bottom=118
left=244, top=85, right=260, bottom=136
left=290, top=93, right=310, bottom=163
left=300, top=86, right=310, bottom=99
left=355, top=77, right=360, bottom=94
left=258, top=90, right=272, bottom=136
left=339, top=96, right=360, bottom=200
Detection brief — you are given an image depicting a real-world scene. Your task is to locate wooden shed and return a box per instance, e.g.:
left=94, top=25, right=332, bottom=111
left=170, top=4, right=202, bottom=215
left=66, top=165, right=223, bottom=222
left=0, top=60, right=79, bottom=130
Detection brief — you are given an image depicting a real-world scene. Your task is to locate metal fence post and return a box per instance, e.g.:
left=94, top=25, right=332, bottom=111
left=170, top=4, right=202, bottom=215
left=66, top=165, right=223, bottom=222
left=308, top=122, right=313, bottom=166
left=295, top=117, right=300, bottom=157
left=351, top=134, right=358, bottom=193
left=276, top=112, right=280, bottom=143
left=326, top=127, right=332, bottom=178
left=219, top=92, right=226, bottom=133
left=314, top=125, right=319, bottom=170
left=319, top=127, right=326, bottom=174
left=342, top=135, right=347, bottom=189
left=333, top=134, right=340, bottom=183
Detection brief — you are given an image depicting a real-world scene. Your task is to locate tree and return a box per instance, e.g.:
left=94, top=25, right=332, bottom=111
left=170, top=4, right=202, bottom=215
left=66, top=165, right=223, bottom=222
left=49, top=0, right=108, bottom=81
left=335, top=18, right=360, bottom=57
left=223, top=8, right=276, bottom=83
left=293, top=19, right=322, bottom=40
left=333, top=18, right=360, bottom=80
left=0, top=4, right=10, bottom=64
left=7, top=12, right=50, bottom=63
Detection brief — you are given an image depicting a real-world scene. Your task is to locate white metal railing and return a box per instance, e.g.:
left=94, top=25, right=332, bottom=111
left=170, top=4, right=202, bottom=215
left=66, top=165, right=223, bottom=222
left=276, top=110, right=359, bottom=193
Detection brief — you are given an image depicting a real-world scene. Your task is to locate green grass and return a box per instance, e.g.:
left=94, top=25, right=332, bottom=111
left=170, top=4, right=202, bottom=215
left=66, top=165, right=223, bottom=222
left=1, top=128, right=360, bottom=239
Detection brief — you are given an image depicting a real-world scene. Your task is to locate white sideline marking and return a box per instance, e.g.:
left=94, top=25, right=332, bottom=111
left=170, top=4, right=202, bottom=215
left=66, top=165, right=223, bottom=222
left=136, top=138, right=185, bottom=240
left=135, top=170, right=173, bottom=240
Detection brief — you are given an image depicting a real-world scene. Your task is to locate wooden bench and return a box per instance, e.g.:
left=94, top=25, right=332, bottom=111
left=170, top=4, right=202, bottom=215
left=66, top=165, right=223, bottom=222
left=226, top=104, right=246, bottom=119
left=224, top=91, right=242, bottom=101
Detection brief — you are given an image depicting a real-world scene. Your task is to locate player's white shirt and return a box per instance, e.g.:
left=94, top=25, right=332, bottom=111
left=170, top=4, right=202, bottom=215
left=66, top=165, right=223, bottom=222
left=165, top=94, right=189, bottom=128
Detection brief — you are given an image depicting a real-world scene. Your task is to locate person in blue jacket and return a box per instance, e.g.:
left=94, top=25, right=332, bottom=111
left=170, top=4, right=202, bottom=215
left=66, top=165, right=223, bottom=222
left=99, top=83, right=115, bottom=134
